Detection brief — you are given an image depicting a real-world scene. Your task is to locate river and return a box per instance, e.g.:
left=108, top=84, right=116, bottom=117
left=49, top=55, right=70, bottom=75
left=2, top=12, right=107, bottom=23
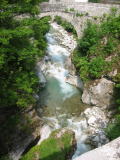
left=37, top=22, right=91, bottom=159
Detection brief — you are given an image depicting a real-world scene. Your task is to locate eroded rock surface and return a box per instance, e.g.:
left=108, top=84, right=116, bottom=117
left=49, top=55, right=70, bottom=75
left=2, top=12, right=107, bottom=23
left=82, top=78, right=115, bottom=108
left=9, top=106, right=42, bottom=160
left=21, top=128, right=76, bottom=160
left=82, top=107, right=109, bottom=147
left=74, top=137, right=120, bottom=160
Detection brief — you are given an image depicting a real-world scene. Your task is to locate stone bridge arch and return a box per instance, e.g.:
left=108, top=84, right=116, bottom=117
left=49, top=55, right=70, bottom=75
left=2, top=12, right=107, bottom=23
left=39, top=2, right=120, bottom=37
left=38, top=11, right=89, bottom=37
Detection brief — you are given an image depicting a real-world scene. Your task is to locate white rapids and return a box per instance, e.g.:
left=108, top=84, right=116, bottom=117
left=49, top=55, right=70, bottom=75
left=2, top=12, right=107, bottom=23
left=37, top=22, right=91, bottom=159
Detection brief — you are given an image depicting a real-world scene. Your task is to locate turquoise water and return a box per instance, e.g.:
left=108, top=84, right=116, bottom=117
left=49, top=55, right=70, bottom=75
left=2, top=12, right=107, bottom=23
left=37, top=23, right=85, bottom=117
left=37, top=23, right=91, bottom=159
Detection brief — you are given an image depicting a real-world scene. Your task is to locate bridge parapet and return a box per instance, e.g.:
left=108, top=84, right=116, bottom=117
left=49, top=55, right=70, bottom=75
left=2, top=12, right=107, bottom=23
left=40, top=2, right=120, bottom=37
left=40, top=2, right=120, bottom=17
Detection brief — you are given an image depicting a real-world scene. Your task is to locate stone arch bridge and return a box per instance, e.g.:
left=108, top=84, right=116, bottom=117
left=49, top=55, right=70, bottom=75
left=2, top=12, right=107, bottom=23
left=39, top=2, right=120, bottom=37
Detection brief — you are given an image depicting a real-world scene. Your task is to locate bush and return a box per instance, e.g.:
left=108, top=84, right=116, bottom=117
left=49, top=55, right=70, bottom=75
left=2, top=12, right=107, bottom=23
left=73, top=10, right=120, bottom=81
left=89, top=0, right=100, bottom=3
left=77, top=22, right=101, bottom=56
left=106, top=115, right=120, bottom=140
left=89, top=57, right=106, bottom=79
left=0, top=6, right=50, bottom=108
left=54, top=16, right=77, bottom=37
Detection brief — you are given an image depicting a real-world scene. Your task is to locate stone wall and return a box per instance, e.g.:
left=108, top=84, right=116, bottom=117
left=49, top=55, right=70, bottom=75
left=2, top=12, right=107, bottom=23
left=40, top=2, right=120, bottom=16
left=38, top=11, right=90, bottom=37
left=40, top=2, right=120, bottom=37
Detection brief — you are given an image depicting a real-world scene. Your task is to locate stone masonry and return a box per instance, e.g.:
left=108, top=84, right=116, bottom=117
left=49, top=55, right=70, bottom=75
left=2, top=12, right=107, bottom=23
left=40, top=1, right=120, bottom=37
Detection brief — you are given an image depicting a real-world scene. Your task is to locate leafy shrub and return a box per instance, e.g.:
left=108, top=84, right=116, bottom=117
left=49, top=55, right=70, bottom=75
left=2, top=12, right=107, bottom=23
left=89, top=57, right=106, bottom=78
left=73, top=11, right=120, bottom=140
left=77, top=22, right=101, bottom=56
left=0, top=0, right=51, bottom=108
left=73, top=10, right=120, bottom=81
left=89, top=0, right=100, bottom=3
left=106, top=115, right=120, bottom=140
left=69, top=8, right=75, bottom=12
left=54, top=16, right=77, bottom=37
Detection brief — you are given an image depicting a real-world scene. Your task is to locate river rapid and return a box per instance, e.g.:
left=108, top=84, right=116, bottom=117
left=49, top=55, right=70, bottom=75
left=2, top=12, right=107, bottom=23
left=37, top=22, right=91, bottom=159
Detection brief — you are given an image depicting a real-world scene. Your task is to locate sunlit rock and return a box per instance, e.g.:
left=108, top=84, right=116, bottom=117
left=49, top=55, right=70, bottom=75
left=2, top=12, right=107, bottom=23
left=74, top=137, right=120, bottom=160
left=82, top=78, right=115, bottom=108
left=83, top=107, right=109, bottom=147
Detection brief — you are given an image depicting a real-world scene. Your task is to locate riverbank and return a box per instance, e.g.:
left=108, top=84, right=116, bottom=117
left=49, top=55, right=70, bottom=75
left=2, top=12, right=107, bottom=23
left=2, top=16, right=119, bottom=159
left=19, top=22, right=112, bottom=160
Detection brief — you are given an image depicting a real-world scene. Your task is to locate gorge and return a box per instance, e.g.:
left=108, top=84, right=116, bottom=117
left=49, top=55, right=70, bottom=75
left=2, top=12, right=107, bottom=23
left=0, top=0, right=120, bottom=160
left=20, top=22, right=113, bottom=160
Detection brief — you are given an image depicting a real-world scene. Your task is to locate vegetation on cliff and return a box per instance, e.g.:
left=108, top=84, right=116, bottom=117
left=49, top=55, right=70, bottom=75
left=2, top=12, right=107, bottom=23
left=20, top=129, right=76, bottom=160
left=0, top=0, right=50, bottom=108
left=54, top=16, right=77, bottom=37
left=89, top=0, right=100, bottom=3
left=73, top=8, right=120, bottom=140
left=0, top=0, right=50, bottom=158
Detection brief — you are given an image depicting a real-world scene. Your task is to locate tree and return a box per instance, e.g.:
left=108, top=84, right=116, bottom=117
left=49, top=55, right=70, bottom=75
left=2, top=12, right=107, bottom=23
left=0, top=0, right=50, bottom=108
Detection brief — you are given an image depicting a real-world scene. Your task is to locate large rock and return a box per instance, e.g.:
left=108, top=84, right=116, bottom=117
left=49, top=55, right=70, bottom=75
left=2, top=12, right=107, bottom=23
left=84, top=107, right=108, bottom=129
left=74, top=137, right=120, bottom=160
left=36, top=61, right=47, bottom=87
left=66, top=75, right=83, bottom=89
left=9, top=106, right=43, bottom=160
left=21, top=128, right=76, bottom=160
left=82, top=107, right=109, bottom=147
left=82, top=78, right=115, bottom=108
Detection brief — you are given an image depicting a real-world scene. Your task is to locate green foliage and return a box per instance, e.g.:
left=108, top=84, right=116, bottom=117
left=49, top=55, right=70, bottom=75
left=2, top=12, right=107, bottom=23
left=0, top=155, right=11, bottom=160
left=77, top=21, right=101, bottom=56
left=89, top=0, right=100, bottom=3
left=21, top=129, right=74, bottom=160
left=106, top=74, right=120, bottom=139
left=73, top=11, right=120, bottom=81
left=105, top=115, right=120, bottom=140
left=89, top=57, right=106, bottom=78
left=76, top=12, right=89, bottom=17
left=69, top=8, right=75, bottom=12
left=0, top=0, right=50, bottom=108
left=73, top=10, right=120, bottom=140
left=54, top=16, right=77, bottom=37
left=64, top=8, right=69, bottom=13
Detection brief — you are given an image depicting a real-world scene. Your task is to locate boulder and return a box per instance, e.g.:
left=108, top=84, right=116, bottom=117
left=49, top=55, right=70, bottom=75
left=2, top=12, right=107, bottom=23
left=20, top=128, right=76, bottom=160
left=74, top=137, right=120, bottom=160
left=82, top=78, right=115, bottom=108
left=36, top=61, right=47, bottom=87
left=83, top=107, right=109, bottom=147
left=84, top=107, right=108, bottom=129
left=9, top=106, right=43, bottom=160
left=66, top=75, right=83, bottom=89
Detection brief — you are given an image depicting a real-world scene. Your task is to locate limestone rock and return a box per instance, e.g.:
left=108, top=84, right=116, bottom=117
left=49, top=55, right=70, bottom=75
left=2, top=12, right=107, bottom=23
left=21, top=128, right=76, bottom=160
left=108, top=69, right=118, bottom=78
left=83, top=107, right=109, bottom=147
left=74, top=137, right=120, bottom=160
left=84, top=107, right=108, bottom=129
left=9, top=106, right=43, bottom=160
left=36, top=61, right=47, bottom=87
left=38, top=125, right=52, bottom=145
left=66, top=75, right=83, bottom=89
left=82, top=78, right=115, bottom=108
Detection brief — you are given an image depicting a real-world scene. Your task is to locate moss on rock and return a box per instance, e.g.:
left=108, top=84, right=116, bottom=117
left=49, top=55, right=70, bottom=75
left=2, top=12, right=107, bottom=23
left=20, top=128, right=76, bottom=160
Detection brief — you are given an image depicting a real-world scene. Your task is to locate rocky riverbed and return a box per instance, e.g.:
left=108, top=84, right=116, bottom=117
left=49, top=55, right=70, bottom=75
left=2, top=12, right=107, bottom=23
left=9, top=22, right=115, bottom=160
left=36, top=22, right=112, bottom=160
